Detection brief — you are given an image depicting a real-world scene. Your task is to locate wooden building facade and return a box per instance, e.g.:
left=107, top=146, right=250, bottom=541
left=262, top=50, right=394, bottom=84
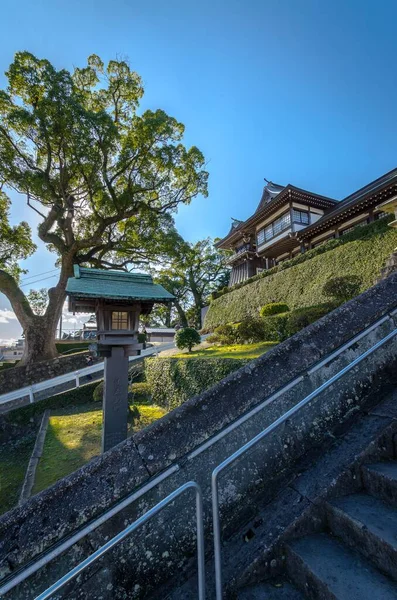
left=217, top=168, right=397, bottom=286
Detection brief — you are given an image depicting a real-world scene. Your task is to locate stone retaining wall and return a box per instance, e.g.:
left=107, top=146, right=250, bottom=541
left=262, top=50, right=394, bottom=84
left=1, top=274, right=397, bottom=599
left=0, top=352, right=94, bottom=394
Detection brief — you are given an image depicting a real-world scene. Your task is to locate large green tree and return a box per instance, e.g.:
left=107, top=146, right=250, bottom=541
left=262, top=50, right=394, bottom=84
left=0, top=52, right=208, bottom=364
left=152, top=237, right=230, bottom=328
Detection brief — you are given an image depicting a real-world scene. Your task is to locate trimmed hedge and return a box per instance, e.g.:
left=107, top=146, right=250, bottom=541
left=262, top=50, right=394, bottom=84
left=260, top=302, right=290, bottom=317
left=56, top=342, right=90, bottom=354
left=205, top=218, right=397, bottom=329
left=145, top=357, right=247, bottom=410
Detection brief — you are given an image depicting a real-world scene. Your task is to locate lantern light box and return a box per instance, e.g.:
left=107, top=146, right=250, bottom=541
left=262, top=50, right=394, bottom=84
left=66, top=266, right=174, bottom=451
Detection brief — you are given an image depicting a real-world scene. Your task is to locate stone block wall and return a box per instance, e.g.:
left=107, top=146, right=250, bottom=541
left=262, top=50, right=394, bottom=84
left=0, top=352, right=95, bottom=394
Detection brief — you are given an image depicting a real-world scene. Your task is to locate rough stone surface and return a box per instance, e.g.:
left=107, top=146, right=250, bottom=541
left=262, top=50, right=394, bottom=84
left=0, top=351, right=94, bottom=394
left=1, top=274, right=397, bottom=598
left=237, top=581, right=304, bottom=599
left=286, top=533, right=397, bottom=600
left=362, top=461, right=397, bottom=506
left=165, top=402, right=397, bottom=600
left=326, top=492, right=397, bottom=581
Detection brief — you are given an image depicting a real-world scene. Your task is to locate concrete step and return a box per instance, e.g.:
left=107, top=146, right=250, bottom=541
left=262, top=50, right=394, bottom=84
left=286, top=532, right=397, bottom=600
left=362, top=461, right=397, bottom=507
left=326, top=492, right=397, bottom=581
left=237, top=581, right=305, bottom=600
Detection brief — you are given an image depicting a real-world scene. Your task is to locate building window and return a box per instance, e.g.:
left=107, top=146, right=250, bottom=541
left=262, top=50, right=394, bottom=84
left=111, top=311, right=129, bottom=330
left=257, top=211, right=291, bottom=246
left=375, top=211, right=389, bottom=220
left=292, top=209, right=310, bottom=224
left=257, top=229, right=265, bottom=245
left=265, top=224, right=273, bottom=242
left=340, top=219, right=369, bottom=236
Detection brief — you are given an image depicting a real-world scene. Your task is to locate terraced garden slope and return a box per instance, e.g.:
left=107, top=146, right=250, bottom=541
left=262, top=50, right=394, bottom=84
left=205, top=217, right=397, bottom=329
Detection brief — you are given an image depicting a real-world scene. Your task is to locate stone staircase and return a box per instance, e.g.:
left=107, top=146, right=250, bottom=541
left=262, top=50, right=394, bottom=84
left=238, top=461, right=397, bottom=599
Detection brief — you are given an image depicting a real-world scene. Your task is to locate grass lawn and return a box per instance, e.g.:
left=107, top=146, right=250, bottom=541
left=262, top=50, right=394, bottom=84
left=32, top=401, right=165, bottom=495
left=0, top=434, right=36, bottom=515
left=174, top=342, right=277, bottom=360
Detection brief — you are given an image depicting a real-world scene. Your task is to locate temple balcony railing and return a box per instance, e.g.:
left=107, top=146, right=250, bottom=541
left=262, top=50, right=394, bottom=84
left=226, top=249, right=257, bottom=266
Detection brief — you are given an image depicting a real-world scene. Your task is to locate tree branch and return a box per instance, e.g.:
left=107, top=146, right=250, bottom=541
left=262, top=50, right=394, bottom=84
left=0, top=269, right=34, bottom=325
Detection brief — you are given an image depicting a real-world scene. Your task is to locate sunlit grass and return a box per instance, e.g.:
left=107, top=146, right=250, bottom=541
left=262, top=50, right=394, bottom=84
left=33, top=401, right=166, bottom=495
left=174, top=342, right=276, bottom=360
left=0, top=435, right=36, bottom=515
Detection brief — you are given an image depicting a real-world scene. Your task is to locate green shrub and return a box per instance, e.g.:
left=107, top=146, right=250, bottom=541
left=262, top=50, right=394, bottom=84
left=93, top=381, right=103, bottom=402
left=260, top=302, right=290, bottom=317
left=235, top=318, right=266, bottom=343
left=260, top=302, right=337, bottom=342
left=145, top=356, right=247, bottom=410
left=128, top=404, right=141, bottom=426
left=206, top=333, right=221, bottom=344
left=137, top=332, right=147, bottom=344
left=322, top=275, right=361, bottom=303
left=213, top=324, right=239, bottom=345
left=130, top=381, right=152, bottom=403
left=285, top=302, right=337, bottom=338
left=205, top=217, right=397, bottom=329
left=262, top=313, right=290, bottom=342
left=55, top=342, right=90, bottom=354
left=174, top=327, right=201, bottom=352
left=0, top=362, right=17, bottom=371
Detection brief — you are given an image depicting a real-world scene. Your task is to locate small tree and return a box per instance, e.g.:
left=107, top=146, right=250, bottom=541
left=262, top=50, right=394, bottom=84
left=174, top=327, right=201, bottom=352
left=322, top=276, right=361, bottom=303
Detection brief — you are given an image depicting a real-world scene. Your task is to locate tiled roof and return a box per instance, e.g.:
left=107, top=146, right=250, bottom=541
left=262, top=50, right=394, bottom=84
left=66, top=266, right=175, bottom=302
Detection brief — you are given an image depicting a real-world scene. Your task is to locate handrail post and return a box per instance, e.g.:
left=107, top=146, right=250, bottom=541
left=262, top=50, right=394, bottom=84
left=33, top=481, right=206, bottom=600
left=212, top=470, right=222, bottom=599
left=29, top=386, right=34, bottom=404
left=195, top=482, right=206, bottom=600
left=75, top=371, right=80, bottom=388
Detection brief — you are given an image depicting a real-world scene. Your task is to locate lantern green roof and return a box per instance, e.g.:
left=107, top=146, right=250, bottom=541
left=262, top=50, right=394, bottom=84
left=66, top=266, right=175, bottom=302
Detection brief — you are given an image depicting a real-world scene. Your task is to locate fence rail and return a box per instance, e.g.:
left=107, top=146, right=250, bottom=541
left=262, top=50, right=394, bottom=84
left=0, top=342, right=175, bottom=409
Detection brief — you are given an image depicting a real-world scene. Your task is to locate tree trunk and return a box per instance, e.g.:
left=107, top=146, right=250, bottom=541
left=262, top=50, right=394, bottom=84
left=174, top=300, right=188, bottom=328
left=164, top=305, right=172, bottom=328
left=188, top=273, right=203, bottom=328
left=0, top=252, right=75, bottom=366
left=22, top=314, right=59, bottom=365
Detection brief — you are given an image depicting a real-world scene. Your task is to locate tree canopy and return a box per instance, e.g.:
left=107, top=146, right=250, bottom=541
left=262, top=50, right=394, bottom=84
left=0, top=51, right=208, bottom=364
left=150, top=237, right=230, bottom=328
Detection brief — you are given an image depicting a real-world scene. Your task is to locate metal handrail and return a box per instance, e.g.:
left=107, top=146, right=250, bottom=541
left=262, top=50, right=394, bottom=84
left=211, top=327, right=397, bottom=599
left=34, top=481, right=206, bottom=600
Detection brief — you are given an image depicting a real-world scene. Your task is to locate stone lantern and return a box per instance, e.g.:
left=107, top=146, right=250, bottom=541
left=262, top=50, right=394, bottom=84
left=66, top=266, right=174, bottom=452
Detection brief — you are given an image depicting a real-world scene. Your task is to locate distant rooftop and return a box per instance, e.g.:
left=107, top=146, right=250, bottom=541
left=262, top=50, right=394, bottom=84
left=66, top=266, right=175, bottom=303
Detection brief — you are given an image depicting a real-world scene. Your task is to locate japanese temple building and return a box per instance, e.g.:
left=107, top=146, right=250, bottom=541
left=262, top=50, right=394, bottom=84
left=216, top=167, right=397, bottom=286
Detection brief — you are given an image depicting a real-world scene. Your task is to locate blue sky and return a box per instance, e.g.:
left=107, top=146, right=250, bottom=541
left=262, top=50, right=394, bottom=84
left=1, top=0, right=397, bottom=340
